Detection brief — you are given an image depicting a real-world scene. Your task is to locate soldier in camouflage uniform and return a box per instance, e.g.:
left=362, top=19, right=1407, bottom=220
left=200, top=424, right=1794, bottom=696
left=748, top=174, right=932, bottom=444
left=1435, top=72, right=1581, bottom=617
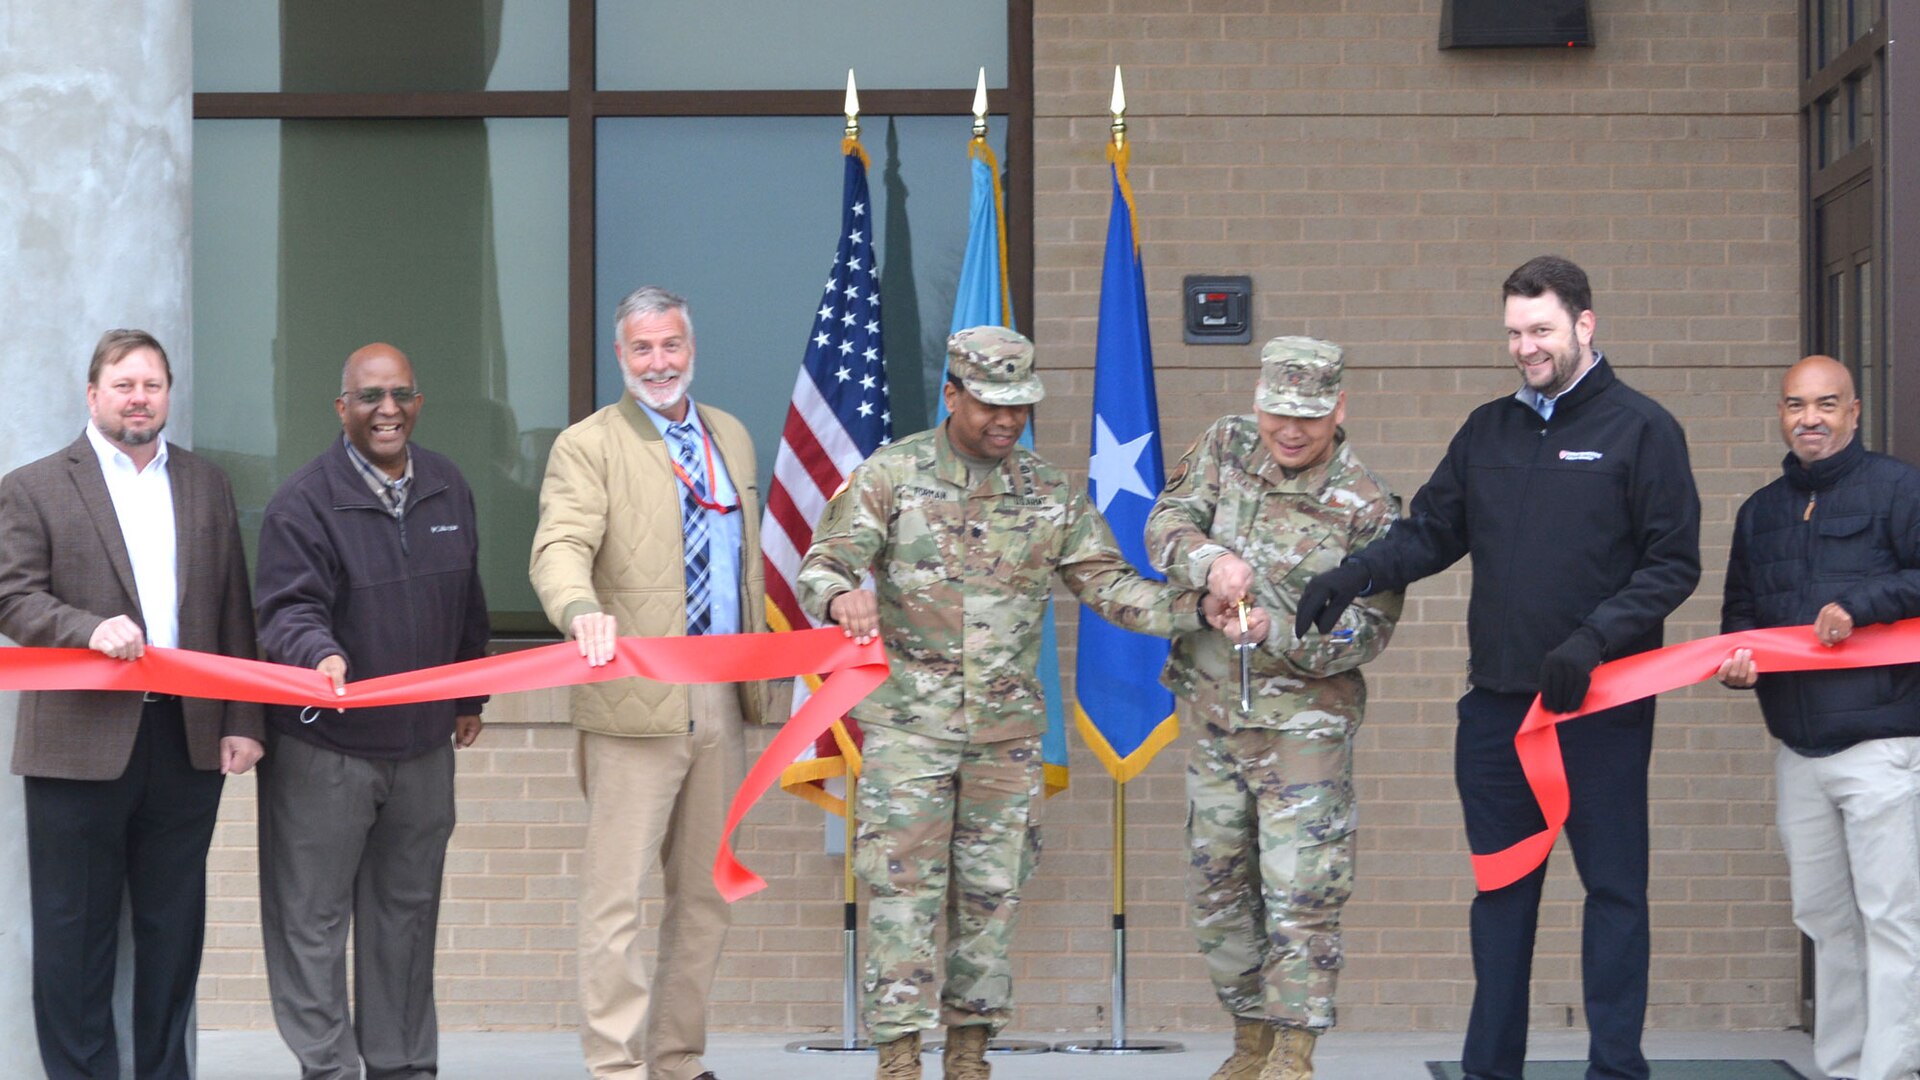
left=797, top=327, right=1227, bottom=1080
left=1146, top=337, right=1403, bottom=1080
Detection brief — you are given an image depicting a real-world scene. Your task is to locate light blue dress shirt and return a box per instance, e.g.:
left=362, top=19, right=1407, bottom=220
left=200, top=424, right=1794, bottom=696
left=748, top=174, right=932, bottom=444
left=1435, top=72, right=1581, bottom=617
left=638, top=399, right=744, bottom=635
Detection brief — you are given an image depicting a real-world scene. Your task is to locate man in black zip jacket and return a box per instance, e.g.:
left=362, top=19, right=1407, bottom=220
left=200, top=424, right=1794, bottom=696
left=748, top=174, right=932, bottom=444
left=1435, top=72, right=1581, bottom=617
left=1297, top=256, right=1700, bottom=1080
left=1717, top=355, right=1920, bottom=1080
left=254, top=343, right=490, bottom=1080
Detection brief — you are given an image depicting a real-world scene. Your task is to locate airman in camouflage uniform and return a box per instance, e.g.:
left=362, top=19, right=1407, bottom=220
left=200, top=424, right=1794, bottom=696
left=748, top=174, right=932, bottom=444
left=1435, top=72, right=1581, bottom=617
left=798, top=327, right=1211, bottom=1080
left=1146, top=337, right=1403, bottom=1080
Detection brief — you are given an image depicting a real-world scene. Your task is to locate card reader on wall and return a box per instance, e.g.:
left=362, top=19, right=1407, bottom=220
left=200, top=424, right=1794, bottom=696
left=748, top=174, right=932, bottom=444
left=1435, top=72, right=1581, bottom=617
left=1182, top=275, right=1251, bottom=345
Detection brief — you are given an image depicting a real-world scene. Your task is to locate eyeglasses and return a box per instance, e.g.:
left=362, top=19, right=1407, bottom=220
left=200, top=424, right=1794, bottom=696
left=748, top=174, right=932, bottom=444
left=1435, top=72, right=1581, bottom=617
left=341, top=387, right=420, bottom=406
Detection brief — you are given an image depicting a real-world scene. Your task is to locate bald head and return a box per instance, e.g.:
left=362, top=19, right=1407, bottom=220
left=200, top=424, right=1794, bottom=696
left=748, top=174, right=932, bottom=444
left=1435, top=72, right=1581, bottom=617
left=1779, top=354, right=1859, bottom=465
left=336, top=342, right=422, bottom=478
left=342, top=342, right=414, bottom=391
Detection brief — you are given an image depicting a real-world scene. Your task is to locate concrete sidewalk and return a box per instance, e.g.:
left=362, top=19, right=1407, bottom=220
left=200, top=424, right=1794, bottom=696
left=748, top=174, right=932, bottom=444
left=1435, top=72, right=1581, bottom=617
left=197, top=1028, right=1821, bottom=1079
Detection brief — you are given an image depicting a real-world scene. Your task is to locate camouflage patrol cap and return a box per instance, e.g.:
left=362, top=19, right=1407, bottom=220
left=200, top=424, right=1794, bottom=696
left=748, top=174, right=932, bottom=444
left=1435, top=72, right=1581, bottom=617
left=947, top=326, right=1046, bottom=406
left=1255, top=336, right=1344, bottom=418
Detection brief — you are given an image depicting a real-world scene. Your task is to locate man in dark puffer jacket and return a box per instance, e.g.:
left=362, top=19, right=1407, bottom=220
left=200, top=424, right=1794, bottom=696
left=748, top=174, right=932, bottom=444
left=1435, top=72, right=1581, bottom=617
left=1719, top=354, right=1920, bottom=1080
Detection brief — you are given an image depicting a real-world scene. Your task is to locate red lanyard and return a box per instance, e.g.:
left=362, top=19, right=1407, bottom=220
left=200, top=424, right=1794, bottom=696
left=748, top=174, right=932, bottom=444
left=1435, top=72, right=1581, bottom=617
left=670, top=422, right=740, bottom=514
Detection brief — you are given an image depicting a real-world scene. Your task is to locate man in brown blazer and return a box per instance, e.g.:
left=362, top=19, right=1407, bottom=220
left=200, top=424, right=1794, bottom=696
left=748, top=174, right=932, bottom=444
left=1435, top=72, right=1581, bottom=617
left=0, top=329, right=265, bottom=1080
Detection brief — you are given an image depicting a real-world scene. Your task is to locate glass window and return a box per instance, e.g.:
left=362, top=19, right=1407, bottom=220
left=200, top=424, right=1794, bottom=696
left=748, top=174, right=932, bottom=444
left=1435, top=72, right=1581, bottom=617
left=194, top=0, right=567, bottom=93
left=1858, top=259, right=1874, bottom=445
left=1821, top=91, right=1845, bottom=167
left=1821, top=0, right=1850, bottom=66
left=596, top=0, right=1007, bottom=91
left=594, top=115, right=1008, bottom=489
left=192, top=117, right=568, bottom=632
left=1852, top=70, right=1875, bottom=147
left=1825, top=268, right=1847, bottom=366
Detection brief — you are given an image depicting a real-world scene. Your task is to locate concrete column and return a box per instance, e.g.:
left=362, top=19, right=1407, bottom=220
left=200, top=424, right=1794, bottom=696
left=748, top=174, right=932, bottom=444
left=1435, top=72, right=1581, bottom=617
left=0, top=2, right=194, bottom=1077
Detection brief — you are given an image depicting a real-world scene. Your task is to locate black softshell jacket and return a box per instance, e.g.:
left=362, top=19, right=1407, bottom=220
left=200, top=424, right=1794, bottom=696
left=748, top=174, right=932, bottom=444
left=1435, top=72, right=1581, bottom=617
left=1357, top=357, right=1702, bottom=693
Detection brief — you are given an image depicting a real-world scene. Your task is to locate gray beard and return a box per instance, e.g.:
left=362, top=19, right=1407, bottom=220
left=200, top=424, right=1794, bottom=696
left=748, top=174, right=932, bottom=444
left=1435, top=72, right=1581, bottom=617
left=102, top=419, right=163, bottom=446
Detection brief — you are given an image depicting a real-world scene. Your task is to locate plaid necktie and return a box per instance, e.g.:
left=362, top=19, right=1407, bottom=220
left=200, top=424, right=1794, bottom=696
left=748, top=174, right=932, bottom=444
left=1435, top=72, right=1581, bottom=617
left=668, top=422, right=712, bottom=635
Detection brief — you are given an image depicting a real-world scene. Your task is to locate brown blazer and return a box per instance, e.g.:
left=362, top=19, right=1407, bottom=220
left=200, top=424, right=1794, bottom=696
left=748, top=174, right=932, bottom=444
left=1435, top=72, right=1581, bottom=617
left=0, top=433, right=265, bottom=780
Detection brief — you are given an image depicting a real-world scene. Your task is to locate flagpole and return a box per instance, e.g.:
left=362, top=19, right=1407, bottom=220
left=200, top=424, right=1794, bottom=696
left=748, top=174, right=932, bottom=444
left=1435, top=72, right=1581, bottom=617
left=783, top=69, right=874, bottom=1057
left=925, top=62, right=1055, bottom=1066
left=1057, top=67, right=1182, bottom=1059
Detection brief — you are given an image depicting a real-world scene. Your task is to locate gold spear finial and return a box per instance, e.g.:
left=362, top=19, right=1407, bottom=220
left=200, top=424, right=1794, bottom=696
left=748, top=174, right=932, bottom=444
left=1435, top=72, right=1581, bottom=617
left=972, top=67, right=989, bottom=139
left=844, top=68, right=860, bottom=140
left=1110, top=65, right=1127, bottom=148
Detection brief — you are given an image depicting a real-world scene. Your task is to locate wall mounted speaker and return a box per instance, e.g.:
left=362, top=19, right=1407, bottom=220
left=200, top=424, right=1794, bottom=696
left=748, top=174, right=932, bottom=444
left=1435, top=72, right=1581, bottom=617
left=1440, top=0, right=1593, bottom=49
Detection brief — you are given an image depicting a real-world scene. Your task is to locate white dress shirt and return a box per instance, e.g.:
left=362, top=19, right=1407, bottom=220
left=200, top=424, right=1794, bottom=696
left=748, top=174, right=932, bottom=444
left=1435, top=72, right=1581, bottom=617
left=84, top=423, right=179, bottom=649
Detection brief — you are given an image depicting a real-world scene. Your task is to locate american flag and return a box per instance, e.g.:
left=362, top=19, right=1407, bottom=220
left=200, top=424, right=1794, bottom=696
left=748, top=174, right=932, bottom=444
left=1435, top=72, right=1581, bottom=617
left=766, top=142, right=891, bottom=815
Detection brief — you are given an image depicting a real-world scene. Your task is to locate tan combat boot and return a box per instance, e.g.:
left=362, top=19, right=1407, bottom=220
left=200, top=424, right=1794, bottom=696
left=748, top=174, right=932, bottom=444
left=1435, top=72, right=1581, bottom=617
left=875, top=1031, right=922, bottom=1080
left=941, top=1024, right=991, bottom=1080
left=1210, top=1017, right=1277, bottom=1080
left=1257, top=1025, right=1316, bottom=1080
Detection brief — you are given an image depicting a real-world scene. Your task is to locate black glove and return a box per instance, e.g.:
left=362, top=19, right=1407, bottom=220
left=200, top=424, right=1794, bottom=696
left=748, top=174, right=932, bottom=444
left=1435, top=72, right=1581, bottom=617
left=1538, top=627, right=1605, bottom=713
left=1294, top=559, right=1372, bottom=638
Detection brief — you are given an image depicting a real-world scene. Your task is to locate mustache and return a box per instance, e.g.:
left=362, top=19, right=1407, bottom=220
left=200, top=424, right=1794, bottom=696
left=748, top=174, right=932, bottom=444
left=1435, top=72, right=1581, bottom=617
left=1793, top=424, right=1830, bottom=437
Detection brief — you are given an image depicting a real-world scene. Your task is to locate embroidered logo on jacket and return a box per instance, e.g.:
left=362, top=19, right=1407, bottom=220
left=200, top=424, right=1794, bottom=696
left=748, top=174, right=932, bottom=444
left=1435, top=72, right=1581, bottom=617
left=1558, top=450, right=1603, bottom=461
left=430, top=524, right=461, bottom=533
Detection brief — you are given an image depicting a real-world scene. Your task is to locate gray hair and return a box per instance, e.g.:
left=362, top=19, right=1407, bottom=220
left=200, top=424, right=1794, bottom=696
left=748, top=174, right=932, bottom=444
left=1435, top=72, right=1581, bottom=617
left=612, top=286, right=694, bottom=344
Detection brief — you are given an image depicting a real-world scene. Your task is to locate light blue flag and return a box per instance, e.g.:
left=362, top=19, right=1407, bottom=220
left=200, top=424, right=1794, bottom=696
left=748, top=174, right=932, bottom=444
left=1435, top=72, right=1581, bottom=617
left=941, top=140, right=1070, bottom=795
left=1075, top=151, right=1177, bottom=783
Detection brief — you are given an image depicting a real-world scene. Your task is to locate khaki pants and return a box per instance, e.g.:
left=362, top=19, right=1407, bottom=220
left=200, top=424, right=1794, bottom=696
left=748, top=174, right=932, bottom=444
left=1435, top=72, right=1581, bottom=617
left=1777, top=737, right=1920, bottom=1080
left=577, top=683, right=745, bottom=1080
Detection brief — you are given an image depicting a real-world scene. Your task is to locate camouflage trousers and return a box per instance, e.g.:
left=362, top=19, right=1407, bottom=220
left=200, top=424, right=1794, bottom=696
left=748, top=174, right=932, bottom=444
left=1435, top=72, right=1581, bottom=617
left=854, top=725, right=1043, bottom=1044
left=1186, top=717, right=1356, bottom=1031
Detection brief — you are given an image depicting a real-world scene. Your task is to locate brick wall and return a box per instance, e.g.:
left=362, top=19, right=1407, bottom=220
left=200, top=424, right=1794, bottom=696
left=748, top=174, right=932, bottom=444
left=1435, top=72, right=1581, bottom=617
left=198, top=0, right=1810, bottom=1039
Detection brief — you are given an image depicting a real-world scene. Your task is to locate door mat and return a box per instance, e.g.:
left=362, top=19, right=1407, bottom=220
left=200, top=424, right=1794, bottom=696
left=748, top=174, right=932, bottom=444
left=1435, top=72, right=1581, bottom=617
left=1425, top=1063, right=1806, bottom=1080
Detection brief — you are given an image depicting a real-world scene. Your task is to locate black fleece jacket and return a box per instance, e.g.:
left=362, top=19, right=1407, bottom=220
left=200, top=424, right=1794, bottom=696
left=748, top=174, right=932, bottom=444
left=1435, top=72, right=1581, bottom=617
left=1355, top=357, right=1702, bottom=693
left=255, top=439, right=490, bottom=759
left=1722, top=436, right=1920, bottom=754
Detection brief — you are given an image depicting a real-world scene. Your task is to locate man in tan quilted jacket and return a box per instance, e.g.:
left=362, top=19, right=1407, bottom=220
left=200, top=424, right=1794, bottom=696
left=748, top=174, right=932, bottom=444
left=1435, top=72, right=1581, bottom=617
left=531, top=285, right=771, bottom=1080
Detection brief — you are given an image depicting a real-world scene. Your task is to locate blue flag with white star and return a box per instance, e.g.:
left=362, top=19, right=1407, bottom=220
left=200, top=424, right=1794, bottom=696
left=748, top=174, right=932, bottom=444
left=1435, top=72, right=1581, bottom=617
left=1075, top=149, right=1176, bottom=783
left=940, top=138, right=1071, bottom=796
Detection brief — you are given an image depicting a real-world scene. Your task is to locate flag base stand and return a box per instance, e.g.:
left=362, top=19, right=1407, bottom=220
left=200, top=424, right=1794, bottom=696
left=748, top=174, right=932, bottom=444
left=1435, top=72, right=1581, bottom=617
left=925, top=1039, right=1053, bottom=1056
left=1054, top=781, right=1185, bottom=1058
left=1054, top=1038, right=1185, bottom=1054
left=788, top=808, right=872, bottom=1054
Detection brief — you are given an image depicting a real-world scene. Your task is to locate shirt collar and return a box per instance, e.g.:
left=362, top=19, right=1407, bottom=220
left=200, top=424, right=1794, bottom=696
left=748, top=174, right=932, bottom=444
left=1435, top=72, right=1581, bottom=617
left=85, top=422, right=169, bottom=475
left=341, top=435, right=413, bottom=514
left=1514, top=352, right=1602, bottom=420
left=1255, top=428, right=1348, bottom=492
left=932, top=421, right=1020, bottom=495
left=637, top=399, right=703, bottom=441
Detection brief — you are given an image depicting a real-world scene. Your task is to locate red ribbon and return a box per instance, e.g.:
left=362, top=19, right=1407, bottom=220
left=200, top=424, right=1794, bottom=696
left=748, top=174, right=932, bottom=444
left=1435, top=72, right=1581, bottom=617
left=0, top=629, right=887, bottom=903
left=1475, top=617, right=1920, bottom=891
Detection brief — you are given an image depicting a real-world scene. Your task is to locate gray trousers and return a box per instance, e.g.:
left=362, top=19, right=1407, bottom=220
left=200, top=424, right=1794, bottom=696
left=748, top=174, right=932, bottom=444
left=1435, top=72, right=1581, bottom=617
left=259, top=732, right=457, bottom=1080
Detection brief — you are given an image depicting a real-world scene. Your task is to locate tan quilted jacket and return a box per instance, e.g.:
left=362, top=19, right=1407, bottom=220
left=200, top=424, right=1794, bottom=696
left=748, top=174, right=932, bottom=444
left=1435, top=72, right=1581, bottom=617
left=530, top=396, right=771, bottom=736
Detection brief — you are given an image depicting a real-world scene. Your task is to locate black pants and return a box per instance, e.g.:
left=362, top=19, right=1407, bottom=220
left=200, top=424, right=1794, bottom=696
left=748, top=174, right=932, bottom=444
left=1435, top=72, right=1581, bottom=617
left=1455, top=687, right=1653, bottom=1080
left=25, top=699, right=225, bottom=1080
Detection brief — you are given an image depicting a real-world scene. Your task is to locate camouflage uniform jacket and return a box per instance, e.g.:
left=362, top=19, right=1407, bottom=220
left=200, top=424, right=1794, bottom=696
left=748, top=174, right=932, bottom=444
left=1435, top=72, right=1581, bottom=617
left=798, top=426, right=1204, bottom=744
left=1148, top=418, right=1403, bottom=736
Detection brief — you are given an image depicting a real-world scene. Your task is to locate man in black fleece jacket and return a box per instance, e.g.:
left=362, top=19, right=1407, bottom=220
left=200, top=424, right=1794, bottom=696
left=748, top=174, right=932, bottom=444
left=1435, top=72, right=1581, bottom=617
left=1297, top=256, right=1700, bottom=1080
left=254, top=343, right=490, bottom=1080
left=1718, top=355, right=1920, bottom=1080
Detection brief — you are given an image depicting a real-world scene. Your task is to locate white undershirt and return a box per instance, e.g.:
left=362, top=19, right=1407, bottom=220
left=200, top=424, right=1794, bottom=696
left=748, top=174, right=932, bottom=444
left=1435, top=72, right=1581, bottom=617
left=84, top=423, right=179, bottom=649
